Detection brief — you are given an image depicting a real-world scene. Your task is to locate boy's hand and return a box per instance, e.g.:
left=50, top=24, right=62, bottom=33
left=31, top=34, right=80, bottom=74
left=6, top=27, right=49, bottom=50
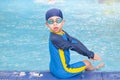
left=90, top=53, right=101, bottom=61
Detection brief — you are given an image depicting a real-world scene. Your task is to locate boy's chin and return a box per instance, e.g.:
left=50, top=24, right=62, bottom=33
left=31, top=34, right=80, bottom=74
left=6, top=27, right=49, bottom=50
left=52, top=29, right=59, bottom=32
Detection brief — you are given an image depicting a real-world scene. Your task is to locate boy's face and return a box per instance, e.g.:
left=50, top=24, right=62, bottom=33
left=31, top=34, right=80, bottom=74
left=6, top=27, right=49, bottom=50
left=46, top=16, right=65, bottom=33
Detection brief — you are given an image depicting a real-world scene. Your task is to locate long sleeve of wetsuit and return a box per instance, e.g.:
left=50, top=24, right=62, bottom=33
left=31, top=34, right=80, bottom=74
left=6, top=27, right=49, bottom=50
left=50, top=32, right=94, bottom=59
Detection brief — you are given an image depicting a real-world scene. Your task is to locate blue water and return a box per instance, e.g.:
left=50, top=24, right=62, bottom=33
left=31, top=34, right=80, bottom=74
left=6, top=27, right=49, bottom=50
left=0, top=0, right=120, bottom=71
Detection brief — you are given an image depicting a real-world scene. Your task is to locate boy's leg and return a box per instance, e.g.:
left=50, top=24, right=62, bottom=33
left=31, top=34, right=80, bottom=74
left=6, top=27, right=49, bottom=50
left=83, top=60, right=104, bottom=71
left=83, top=60, right=95, bottom=70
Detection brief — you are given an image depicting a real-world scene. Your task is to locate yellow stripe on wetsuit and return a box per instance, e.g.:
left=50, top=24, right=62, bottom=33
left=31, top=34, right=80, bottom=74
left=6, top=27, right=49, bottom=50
left=59, top=49, right=86, bottom=73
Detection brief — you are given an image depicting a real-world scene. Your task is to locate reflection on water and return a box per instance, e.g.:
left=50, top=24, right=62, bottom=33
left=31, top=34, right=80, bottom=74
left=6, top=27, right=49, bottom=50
left=98, top=0, right=120, bottom=5
left=98, top=0, right=120, bottom=15
left=34, top=0, right=64, bottom=4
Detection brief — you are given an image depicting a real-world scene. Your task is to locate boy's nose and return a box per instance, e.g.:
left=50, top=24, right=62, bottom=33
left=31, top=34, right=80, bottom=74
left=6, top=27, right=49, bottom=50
left=53, top=22, right=57, bottom=25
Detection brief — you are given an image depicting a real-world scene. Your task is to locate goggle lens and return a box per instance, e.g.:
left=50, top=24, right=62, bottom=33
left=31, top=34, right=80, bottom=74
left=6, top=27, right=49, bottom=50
left=47, top=18, right=63, bottom=24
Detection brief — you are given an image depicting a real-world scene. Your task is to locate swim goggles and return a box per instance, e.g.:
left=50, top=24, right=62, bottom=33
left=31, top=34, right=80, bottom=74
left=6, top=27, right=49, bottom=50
left=47, top=18, right=63, bottom=24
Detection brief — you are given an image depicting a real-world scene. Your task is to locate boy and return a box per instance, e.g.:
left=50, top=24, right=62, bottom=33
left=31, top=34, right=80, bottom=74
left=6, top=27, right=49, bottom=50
left=45, top=8, right=104, bottom=78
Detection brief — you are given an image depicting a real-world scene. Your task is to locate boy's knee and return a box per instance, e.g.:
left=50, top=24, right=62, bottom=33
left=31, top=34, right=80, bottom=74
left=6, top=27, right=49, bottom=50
left=83, top=60, right=91, bottom=67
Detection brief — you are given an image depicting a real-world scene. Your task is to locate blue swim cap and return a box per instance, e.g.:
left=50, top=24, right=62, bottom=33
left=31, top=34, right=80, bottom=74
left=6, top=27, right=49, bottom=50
left=45, top=8, right=63, bottom=21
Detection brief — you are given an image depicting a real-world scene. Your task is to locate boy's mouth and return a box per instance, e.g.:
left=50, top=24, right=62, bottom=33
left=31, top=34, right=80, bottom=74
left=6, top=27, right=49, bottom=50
left=53, top=27, right=59, bottom=31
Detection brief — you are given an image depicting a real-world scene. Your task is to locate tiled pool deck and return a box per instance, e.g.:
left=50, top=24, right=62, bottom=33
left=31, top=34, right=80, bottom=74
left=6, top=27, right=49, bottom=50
left=0, top=71, right=120, bottom=80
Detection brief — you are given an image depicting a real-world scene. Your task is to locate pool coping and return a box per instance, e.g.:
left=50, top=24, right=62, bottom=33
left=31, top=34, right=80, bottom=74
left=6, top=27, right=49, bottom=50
left=0, top=71, right=120, bottom=80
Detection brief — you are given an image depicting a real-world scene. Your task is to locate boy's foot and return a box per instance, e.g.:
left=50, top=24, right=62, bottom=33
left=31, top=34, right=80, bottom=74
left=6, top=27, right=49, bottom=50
left=95, top=62, right=105, bottom=70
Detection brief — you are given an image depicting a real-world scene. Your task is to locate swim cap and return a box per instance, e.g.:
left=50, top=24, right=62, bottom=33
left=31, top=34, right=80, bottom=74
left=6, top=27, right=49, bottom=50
left=45, top=8, right=63, bottom=21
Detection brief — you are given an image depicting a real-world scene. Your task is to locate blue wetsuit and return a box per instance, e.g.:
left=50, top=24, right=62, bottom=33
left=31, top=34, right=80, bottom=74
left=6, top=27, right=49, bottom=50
left=49, top=30, right=94, bottom=78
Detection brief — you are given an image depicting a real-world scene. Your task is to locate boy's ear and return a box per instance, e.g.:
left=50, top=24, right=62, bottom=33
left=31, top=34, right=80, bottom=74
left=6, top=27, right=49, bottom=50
left=45, top=22, right=50, bottom=28
left=45, top=22, right=48, bottom=26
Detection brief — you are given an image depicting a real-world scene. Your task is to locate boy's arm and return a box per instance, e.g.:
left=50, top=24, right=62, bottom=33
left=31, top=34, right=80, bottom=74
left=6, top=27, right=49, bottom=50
left=70, top=40, right=94, bottom=59
left=65, top=32, right=94, bottom=59
left=50, top=33, right=94, bottom=59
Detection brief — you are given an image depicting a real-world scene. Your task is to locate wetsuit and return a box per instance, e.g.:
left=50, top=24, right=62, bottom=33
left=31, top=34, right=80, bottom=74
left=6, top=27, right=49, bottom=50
left=49, top=30, right=94, bottom=78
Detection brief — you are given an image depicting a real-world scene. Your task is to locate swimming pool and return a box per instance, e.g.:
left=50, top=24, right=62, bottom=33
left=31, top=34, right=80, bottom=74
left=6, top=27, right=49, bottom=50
left=0, top=0, right=120, bottom=72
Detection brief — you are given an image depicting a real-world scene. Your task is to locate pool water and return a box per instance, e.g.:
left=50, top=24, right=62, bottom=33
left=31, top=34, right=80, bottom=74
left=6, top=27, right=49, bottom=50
left=0, top=0, right=120, bottom=71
